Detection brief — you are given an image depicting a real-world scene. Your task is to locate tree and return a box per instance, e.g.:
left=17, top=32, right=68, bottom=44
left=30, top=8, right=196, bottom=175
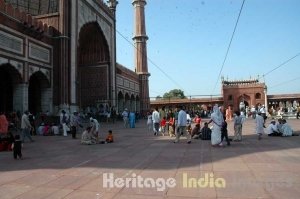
left=163, top=89, right=186, bottom=99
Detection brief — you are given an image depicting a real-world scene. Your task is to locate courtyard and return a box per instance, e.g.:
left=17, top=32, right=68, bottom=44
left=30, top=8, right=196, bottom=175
left=0, top=118, right=300, bottom=199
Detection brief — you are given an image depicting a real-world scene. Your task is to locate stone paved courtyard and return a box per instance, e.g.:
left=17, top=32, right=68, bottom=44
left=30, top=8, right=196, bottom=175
left=1, top=118, right=300, bottom=199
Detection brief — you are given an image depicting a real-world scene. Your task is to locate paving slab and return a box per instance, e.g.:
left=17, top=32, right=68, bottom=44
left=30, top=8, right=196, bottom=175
left=0, top=118, right=300, bottom=198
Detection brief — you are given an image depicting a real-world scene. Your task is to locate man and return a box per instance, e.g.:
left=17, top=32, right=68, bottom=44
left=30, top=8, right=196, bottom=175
left=255, top=112, right=265, bottom=140
left=200, top=122, right=212, bottom=140
left=21, top=111, right=34, bottom=142
left=60, top=110, right=70, bottom=137
left=70, top=111, right=82, bottom=139
left=174, top=106, right=191, bottom=144
left=121, top=108, right=129, bottom=128
left=152, top=107, right=160, bottom=136
left=281, top=119, right=293, bottom=137
left=90, top=117, right=100, bottom=143
left=266, top=120, right=281, bottom=136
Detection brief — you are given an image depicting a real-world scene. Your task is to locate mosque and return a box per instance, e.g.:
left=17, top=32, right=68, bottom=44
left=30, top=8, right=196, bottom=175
left=1, top=0, right=299, bottom=117
left=0, top=0, right=150, bottom=115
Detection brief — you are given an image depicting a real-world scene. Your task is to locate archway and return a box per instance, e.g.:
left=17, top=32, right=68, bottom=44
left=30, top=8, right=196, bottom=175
left=77, top=22, right=110, bottom=109
left=130, top=94, right=136, bottom=111
left=28, top=71, right=50, bottom=114
left=0, top=63, right=22, bottom=112
left=117, top=91, right=124, bottom=113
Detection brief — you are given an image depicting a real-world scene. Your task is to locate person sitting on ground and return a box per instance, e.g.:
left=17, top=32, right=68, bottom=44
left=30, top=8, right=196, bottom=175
left=276, top=119, right=284, bottom=134
left=105, top=130, right=114, bottom=143
left=37, top=123, right=45, bottom=135
left=281, top=119, right=293, bottom=137
left=191, top=123, right=201, bottom=139
left=193, top=114, right=201, bottom=127
left=200, top=122, right=212, bottom=140
left=81, top=127, right=96, bottom=145
left=266, top=120, right=282, bottom=136
left=51, top=123, right=60, bottom=135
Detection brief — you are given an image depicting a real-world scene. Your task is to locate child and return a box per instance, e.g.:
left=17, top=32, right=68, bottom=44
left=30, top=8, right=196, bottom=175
left=12, top=134, right=23, bottom=159
left=105, top=130, right=114, bottom=143
left=160, top=117, right=166, bottom=136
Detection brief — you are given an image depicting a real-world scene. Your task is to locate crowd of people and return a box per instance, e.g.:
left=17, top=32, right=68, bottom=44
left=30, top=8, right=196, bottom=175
left=0, top=103, right=298, bottom=159
left=144, top=104, right=297, bottom=147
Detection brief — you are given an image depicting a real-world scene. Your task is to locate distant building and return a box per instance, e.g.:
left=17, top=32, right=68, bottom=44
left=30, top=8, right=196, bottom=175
left=150, top=78, right=300, bottom=114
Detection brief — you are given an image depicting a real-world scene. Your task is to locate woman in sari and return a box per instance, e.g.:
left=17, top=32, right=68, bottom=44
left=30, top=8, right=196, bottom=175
left=208, top=105, right=224, bottom=146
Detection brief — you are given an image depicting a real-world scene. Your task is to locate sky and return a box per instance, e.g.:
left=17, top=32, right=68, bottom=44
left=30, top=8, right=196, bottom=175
left=115, top=0, right=300, bottom=99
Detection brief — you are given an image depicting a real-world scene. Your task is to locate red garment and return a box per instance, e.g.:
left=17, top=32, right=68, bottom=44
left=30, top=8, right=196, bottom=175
left=160, top=119, right=166, bottom=127
left=194, top=117, right=201, bottom=125
left=0, top=114, right=8, bottom=134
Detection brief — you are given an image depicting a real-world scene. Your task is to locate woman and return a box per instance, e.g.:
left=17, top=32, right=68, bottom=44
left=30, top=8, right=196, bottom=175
left=208, top=105, right=224, bottom=146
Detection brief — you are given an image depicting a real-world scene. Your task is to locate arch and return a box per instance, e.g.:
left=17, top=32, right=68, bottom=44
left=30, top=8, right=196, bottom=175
left=255, top=93, right=262, bottom=99
left=130, top=94, right=136, bottom=111
left=77, top=22, right=111, bottom=108
left=136, top=95, right=140, bottom=113
left=28, top=71, right=50, bottom=114
left=124, top=93, right=130, bottom=110
left=0, top=63, right=22, bottom=112
left=78, top=21, right=110, bottom=66
left=117, top=91, right=124, bottom=113
left=228, top=95, right=233, bottom=101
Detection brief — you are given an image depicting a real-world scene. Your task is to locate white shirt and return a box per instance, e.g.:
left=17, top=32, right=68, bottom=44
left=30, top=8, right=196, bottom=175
left=266, top=123, right=278, bottom=134
left=152, top=110, right=160, bottom=123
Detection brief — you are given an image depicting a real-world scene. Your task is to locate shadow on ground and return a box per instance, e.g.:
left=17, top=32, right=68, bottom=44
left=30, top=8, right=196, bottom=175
left=1, top=119, right=300, bottom=172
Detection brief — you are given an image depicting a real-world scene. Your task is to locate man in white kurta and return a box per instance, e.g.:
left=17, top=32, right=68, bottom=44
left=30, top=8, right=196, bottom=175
left=255, top=112, right=265, bottom=140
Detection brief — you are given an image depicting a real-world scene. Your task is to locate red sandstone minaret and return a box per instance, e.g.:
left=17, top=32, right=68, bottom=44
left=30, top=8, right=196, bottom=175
left=132, top=0, right=150, bottom=114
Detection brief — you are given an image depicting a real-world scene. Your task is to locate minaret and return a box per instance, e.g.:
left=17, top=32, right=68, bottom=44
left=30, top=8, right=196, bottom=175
left=132, top=0, right=150, bottom=114
left=107, top=0, right=118, bottom=107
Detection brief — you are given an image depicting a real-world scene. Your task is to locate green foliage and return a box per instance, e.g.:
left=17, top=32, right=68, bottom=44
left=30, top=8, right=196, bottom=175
left=162, top=89, right=186, bottom=99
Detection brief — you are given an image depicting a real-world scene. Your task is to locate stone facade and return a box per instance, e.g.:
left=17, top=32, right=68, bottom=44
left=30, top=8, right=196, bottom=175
left=0, top=0, right=150, bottom=115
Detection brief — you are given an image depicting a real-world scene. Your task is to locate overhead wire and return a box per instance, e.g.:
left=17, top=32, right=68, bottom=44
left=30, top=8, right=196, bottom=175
left=268, top=76, right=300, bottom=89
left=211, top=0, right=245, bottom=95
left=261, top=52, right=300, bottom=79
left=116, top=29, right=187, bottom=96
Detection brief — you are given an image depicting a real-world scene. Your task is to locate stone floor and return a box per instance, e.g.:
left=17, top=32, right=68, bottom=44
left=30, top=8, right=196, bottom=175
left=1, top=118, right=300, bottom=199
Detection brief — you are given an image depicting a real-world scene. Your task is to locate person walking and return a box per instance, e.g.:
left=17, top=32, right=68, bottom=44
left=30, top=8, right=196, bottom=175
left=70, top=111, right=82, bottom=139
left=152, top=107, right=160, bottom=136
left=21, top=111, right=34, bottom=142
left=121, top=108, right=129, bottom=128
left=174, top=106, right=191, bottom=144
left=60, top=110, right=70, bottom=137
left=208, top=105, right=224, bottom=147
left=233, top=111, right=243, bottom=141
left=255, top=112, right=265, bottom=140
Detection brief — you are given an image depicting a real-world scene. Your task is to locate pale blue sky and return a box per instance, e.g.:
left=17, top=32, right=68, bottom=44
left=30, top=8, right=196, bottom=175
left=115, top=0, right=300, bottom=98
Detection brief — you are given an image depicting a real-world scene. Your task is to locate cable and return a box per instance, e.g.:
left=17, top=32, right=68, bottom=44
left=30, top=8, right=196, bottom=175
left=261, top=52, right=300, bottom=79
left=211, top=0, right=245, bottom=94
left=268, top=76, right=300, bottom=89
left=116, top=29, right=188, bottom=95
